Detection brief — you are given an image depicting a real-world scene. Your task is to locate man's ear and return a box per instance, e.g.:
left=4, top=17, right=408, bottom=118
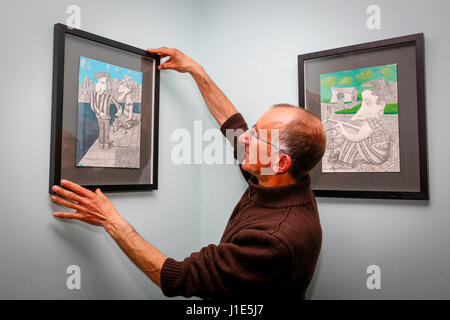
left=272, top=153, right=292, bottom=174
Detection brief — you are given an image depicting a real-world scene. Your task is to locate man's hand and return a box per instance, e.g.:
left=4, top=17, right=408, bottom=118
left=51, top=180, right=167, bottom=288
left=51, top=180, right=129, bottom=234
left=148, top=46, right=238, bottom=126
left=147, top=47, right=199, bottom=73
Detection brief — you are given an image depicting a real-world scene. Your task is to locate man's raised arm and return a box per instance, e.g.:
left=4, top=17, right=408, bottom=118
left=148, top=47, right=238, bottom=127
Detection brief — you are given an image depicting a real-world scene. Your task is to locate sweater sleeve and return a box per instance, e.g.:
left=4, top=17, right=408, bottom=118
left=160, top=229, right=292, bottom=300
left=219, top=113, right=252, bottom=182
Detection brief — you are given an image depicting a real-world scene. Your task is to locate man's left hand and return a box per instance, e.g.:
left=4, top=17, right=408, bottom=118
left=51, top=180, right=126, bottom=232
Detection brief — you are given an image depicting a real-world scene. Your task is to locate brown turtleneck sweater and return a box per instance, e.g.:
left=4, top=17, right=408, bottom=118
left=161, top=113, right=322, bottom=301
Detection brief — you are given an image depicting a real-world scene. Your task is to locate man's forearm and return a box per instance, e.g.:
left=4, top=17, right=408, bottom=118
left=189, top=64, right=238, bottom=126
left=105, top=218, right=167, bottom=288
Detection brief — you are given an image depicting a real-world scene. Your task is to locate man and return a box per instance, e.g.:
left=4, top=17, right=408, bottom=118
left=51, top=47, right=326, bottom=301
left=91, top=72, right=122, bottom=149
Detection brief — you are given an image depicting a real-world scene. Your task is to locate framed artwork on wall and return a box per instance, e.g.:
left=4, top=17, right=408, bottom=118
left=298, top=33, right=428, bottom=200
left=49, top=23, right=160, bottom=192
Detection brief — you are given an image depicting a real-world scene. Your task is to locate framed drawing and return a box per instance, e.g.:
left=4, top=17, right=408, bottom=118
left=49, top=23, right=159, bottom=192
left=298, top=33, right=428, bottom=200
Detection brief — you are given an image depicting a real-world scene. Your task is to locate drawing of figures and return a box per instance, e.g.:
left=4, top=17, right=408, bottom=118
left=76, top=57, right=143, bottom=168
left=320, top=64, right=400, bottom=173
left=113, top=77, right=137, bottom=134
left=90, top=71, right=122, bottom=150
left=326, top=89, right=391, bottom=168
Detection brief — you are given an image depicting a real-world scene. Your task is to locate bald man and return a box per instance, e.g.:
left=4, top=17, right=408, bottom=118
left=51, top=47, right=326, bottom=301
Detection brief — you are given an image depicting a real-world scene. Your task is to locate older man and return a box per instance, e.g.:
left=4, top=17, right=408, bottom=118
left=51, top=47, right=325, bottom=301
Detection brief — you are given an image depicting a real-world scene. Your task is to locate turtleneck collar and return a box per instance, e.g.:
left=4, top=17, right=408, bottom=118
left=247, top=174, right=313, bottom=208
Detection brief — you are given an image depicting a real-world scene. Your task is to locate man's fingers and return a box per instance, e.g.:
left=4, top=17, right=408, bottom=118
left=53, top=211, right=85, bottom=220
left=59, top=179, right=95, bottom=198
left=52, top=192, right=107, bottom=221
left=53, top=211, right=102, bottom=227
left=149, top=48, right=170, bottom=58
left=147, top=47, right=175, bottom=56
left=52, top=185, right=86, bottom=204
left=159, top=60, right=176, bottom=70
left=160, top=57, right=172, bottom=65
left=51, top=195, right=84, bottom=212
left=147, top=47, right=162, bottom=53
left=159, top=56, right=172, bottom=63
left=95, top=188, right=108, bottom=200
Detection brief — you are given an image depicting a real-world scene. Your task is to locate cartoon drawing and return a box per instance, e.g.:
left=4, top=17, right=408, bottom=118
left=90, top=71, right=121, bottom=150
left=113, top=80, right=137, bottom=134
left=320, top=64, right=400, bottom=173
left=76, top=57, right=143, bottom=168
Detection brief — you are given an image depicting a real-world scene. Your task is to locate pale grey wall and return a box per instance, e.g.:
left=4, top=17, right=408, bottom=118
left=0, top=0, right=204, bottom=299
left=1, top=0, right=449, bottom=300
left=199, top=0, right=450, bottom=299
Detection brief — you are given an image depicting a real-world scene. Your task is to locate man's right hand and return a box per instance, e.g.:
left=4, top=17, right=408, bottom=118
left=148, top=46, right=238, bottom=127
left=147, top=47, right=199, bottom=74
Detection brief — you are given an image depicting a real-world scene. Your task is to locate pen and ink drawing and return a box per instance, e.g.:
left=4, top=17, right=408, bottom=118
left=76, top=56, right=143, bottom=168
left=320, top=64, right=400, bottom=173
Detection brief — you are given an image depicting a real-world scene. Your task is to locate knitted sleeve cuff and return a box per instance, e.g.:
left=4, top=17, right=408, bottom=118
left=160, top=258, right=185, bottom=297
left=220, top=113, right=248, bottom=163
left=220, top=112, right=248, bottom=136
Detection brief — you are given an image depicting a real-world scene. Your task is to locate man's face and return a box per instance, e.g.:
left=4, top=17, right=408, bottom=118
left=95, top=77, right=108, bottom=95
left=238, top=108, right=295, bottom=176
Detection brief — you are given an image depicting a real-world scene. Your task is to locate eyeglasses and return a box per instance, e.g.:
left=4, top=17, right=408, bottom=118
left=249, top=125, right=287, bottom=153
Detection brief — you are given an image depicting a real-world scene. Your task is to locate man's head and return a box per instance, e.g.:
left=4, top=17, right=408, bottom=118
left=238, top=104, right=326, bottom=183
left=94, top=72, right=111, bottom=95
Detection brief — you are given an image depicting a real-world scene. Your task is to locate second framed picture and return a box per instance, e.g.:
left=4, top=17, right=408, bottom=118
left=298, top=33, right=428, bottom=200
left=50, top=23, right=160, bottom=192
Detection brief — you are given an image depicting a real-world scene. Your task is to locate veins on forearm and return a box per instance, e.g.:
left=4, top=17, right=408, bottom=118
left=191, top=67, right=238, bottom=126
left=108, top=223, right=167, bottom=287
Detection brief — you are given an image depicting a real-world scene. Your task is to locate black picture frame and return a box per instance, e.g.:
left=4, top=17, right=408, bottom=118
left=298, top=33, right=428, bottom=200
left=49, top=23, right=160, bottom=193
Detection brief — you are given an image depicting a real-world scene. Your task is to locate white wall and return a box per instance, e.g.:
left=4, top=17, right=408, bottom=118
left=199, top=0, right=450, bottom=299
left=1, top=0, right=449, bottom=300
left=0, top=0, right=204, bottom=299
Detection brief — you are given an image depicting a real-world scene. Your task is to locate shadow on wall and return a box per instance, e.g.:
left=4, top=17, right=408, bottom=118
left=49, top=218, right=124, bottom=298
